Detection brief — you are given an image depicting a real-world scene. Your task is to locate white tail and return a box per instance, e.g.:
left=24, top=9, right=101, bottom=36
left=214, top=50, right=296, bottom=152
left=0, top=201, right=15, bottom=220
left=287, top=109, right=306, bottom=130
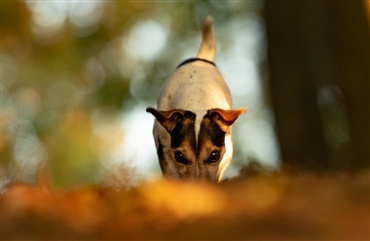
left=196, top=16, right=215, bottom=61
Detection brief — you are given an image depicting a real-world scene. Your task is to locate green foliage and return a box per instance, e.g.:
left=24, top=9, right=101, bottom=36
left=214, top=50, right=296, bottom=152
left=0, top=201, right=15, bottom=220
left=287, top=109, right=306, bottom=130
left=1, top=1, right=258, bottom=186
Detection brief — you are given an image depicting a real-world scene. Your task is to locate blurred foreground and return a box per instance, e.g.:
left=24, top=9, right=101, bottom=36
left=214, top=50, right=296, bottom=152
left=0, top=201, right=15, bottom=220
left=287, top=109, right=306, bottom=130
left=1, top=169, right=369, bottom=240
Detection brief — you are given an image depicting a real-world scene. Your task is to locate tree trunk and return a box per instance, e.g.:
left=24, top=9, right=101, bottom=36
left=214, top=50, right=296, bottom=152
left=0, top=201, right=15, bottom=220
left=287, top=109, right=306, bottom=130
left=264, top=1, right=370, bottom=171
left=264, top=1, right=330, bottom=171
left=325, top=1, right=370, bottom=170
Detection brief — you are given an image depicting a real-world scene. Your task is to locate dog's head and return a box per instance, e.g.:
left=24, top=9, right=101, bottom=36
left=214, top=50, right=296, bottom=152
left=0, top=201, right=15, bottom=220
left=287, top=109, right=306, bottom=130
left=147, top=107, right=246, bottom=182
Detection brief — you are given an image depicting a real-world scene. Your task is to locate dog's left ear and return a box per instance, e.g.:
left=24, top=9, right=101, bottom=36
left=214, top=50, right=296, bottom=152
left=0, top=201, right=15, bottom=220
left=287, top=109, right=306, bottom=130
left=207, top=108, right=246, bottom=132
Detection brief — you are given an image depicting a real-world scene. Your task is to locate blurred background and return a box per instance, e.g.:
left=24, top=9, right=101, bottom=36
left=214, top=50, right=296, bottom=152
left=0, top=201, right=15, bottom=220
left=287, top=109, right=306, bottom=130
left=1, top=1, right=369, bottom=188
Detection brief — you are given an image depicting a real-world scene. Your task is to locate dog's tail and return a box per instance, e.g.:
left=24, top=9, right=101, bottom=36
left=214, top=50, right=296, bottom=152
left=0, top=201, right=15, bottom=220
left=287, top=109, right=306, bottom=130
left=196, top=16, right=215, bottom=62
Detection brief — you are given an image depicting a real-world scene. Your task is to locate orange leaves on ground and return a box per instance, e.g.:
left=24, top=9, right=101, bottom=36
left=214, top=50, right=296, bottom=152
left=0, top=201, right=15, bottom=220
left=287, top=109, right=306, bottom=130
left=1, top=171, right=369, bottom=240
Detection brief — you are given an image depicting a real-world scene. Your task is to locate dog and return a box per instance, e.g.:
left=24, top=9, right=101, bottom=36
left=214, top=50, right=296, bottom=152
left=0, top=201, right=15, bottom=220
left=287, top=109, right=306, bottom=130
left=146, top=16, right=246, bottom=182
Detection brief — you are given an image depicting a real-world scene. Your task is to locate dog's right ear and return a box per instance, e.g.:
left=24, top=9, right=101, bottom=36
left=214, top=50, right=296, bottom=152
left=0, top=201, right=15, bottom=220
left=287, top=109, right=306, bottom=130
left=146, top=107, right=185, bottom=133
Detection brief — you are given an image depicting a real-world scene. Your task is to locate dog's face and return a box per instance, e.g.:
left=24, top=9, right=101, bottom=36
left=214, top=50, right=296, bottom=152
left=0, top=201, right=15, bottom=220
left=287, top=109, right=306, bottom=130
left=147, top=107, right=245, bottom=182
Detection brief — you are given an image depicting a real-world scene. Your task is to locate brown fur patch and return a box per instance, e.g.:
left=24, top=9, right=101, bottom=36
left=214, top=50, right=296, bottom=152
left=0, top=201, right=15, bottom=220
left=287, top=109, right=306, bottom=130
left=199, top=115, right=226, bottom=147
left=169, top=111, right=196, bottom=150
left=157, top=138, right=168, bottom=173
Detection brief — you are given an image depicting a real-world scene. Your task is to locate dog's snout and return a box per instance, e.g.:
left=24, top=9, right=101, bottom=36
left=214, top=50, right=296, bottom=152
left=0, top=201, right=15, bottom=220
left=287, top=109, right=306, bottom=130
left=195, top=164, right=200, bottom=179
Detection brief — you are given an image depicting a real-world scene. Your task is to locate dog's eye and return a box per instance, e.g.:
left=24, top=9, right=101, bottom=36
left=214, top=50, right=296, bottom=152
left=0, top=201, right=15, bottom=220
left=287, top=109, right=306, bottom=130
left=206, top=150, right=220, bottom=164
left=174, top=151, right=189, bottom=165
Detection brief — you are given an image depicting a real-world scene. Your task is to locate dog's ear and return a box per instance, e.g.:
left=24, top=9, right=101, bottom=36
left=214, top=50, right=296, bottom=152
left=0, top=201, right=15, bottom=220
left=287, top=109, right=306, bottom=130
left=146, top=107, right=185, bottom=133
left=207, top=108, right=246, bottom=132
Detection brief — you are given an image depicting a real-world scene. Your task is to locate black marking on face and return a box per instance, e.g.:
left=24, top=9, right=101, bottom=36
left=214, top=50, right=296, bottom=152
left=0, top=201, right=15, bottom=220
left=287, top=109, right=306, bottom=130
left=157, top=138, right=164, bottom=160
left=168, top=110, right=226, bottom=155
left=199, top=114, right=226, bottom=147
left=169, top=111, right=196, bottom=150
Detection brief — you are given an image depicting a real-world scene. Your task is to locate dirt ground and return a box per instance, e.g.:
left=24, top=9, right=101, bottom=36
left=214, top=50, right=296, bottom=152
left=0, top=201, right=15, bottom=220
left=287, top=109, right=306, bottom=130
left=1, top=170, right=369, bottom=240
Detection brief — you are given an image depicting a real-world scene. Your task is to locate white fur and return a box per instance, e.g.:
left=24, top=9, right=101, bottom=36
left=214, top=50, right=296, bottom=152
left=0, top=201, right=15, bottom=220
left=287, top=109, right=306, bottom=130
left=197, top=16, right=215, bottom=61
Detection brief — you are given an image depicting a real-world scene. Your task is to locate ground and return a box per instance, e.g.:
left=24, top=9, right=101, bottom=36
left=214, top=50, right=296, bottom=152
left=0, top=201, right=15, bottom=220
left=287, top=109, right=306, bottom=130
left=1, top=169, right=369, bottom=240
